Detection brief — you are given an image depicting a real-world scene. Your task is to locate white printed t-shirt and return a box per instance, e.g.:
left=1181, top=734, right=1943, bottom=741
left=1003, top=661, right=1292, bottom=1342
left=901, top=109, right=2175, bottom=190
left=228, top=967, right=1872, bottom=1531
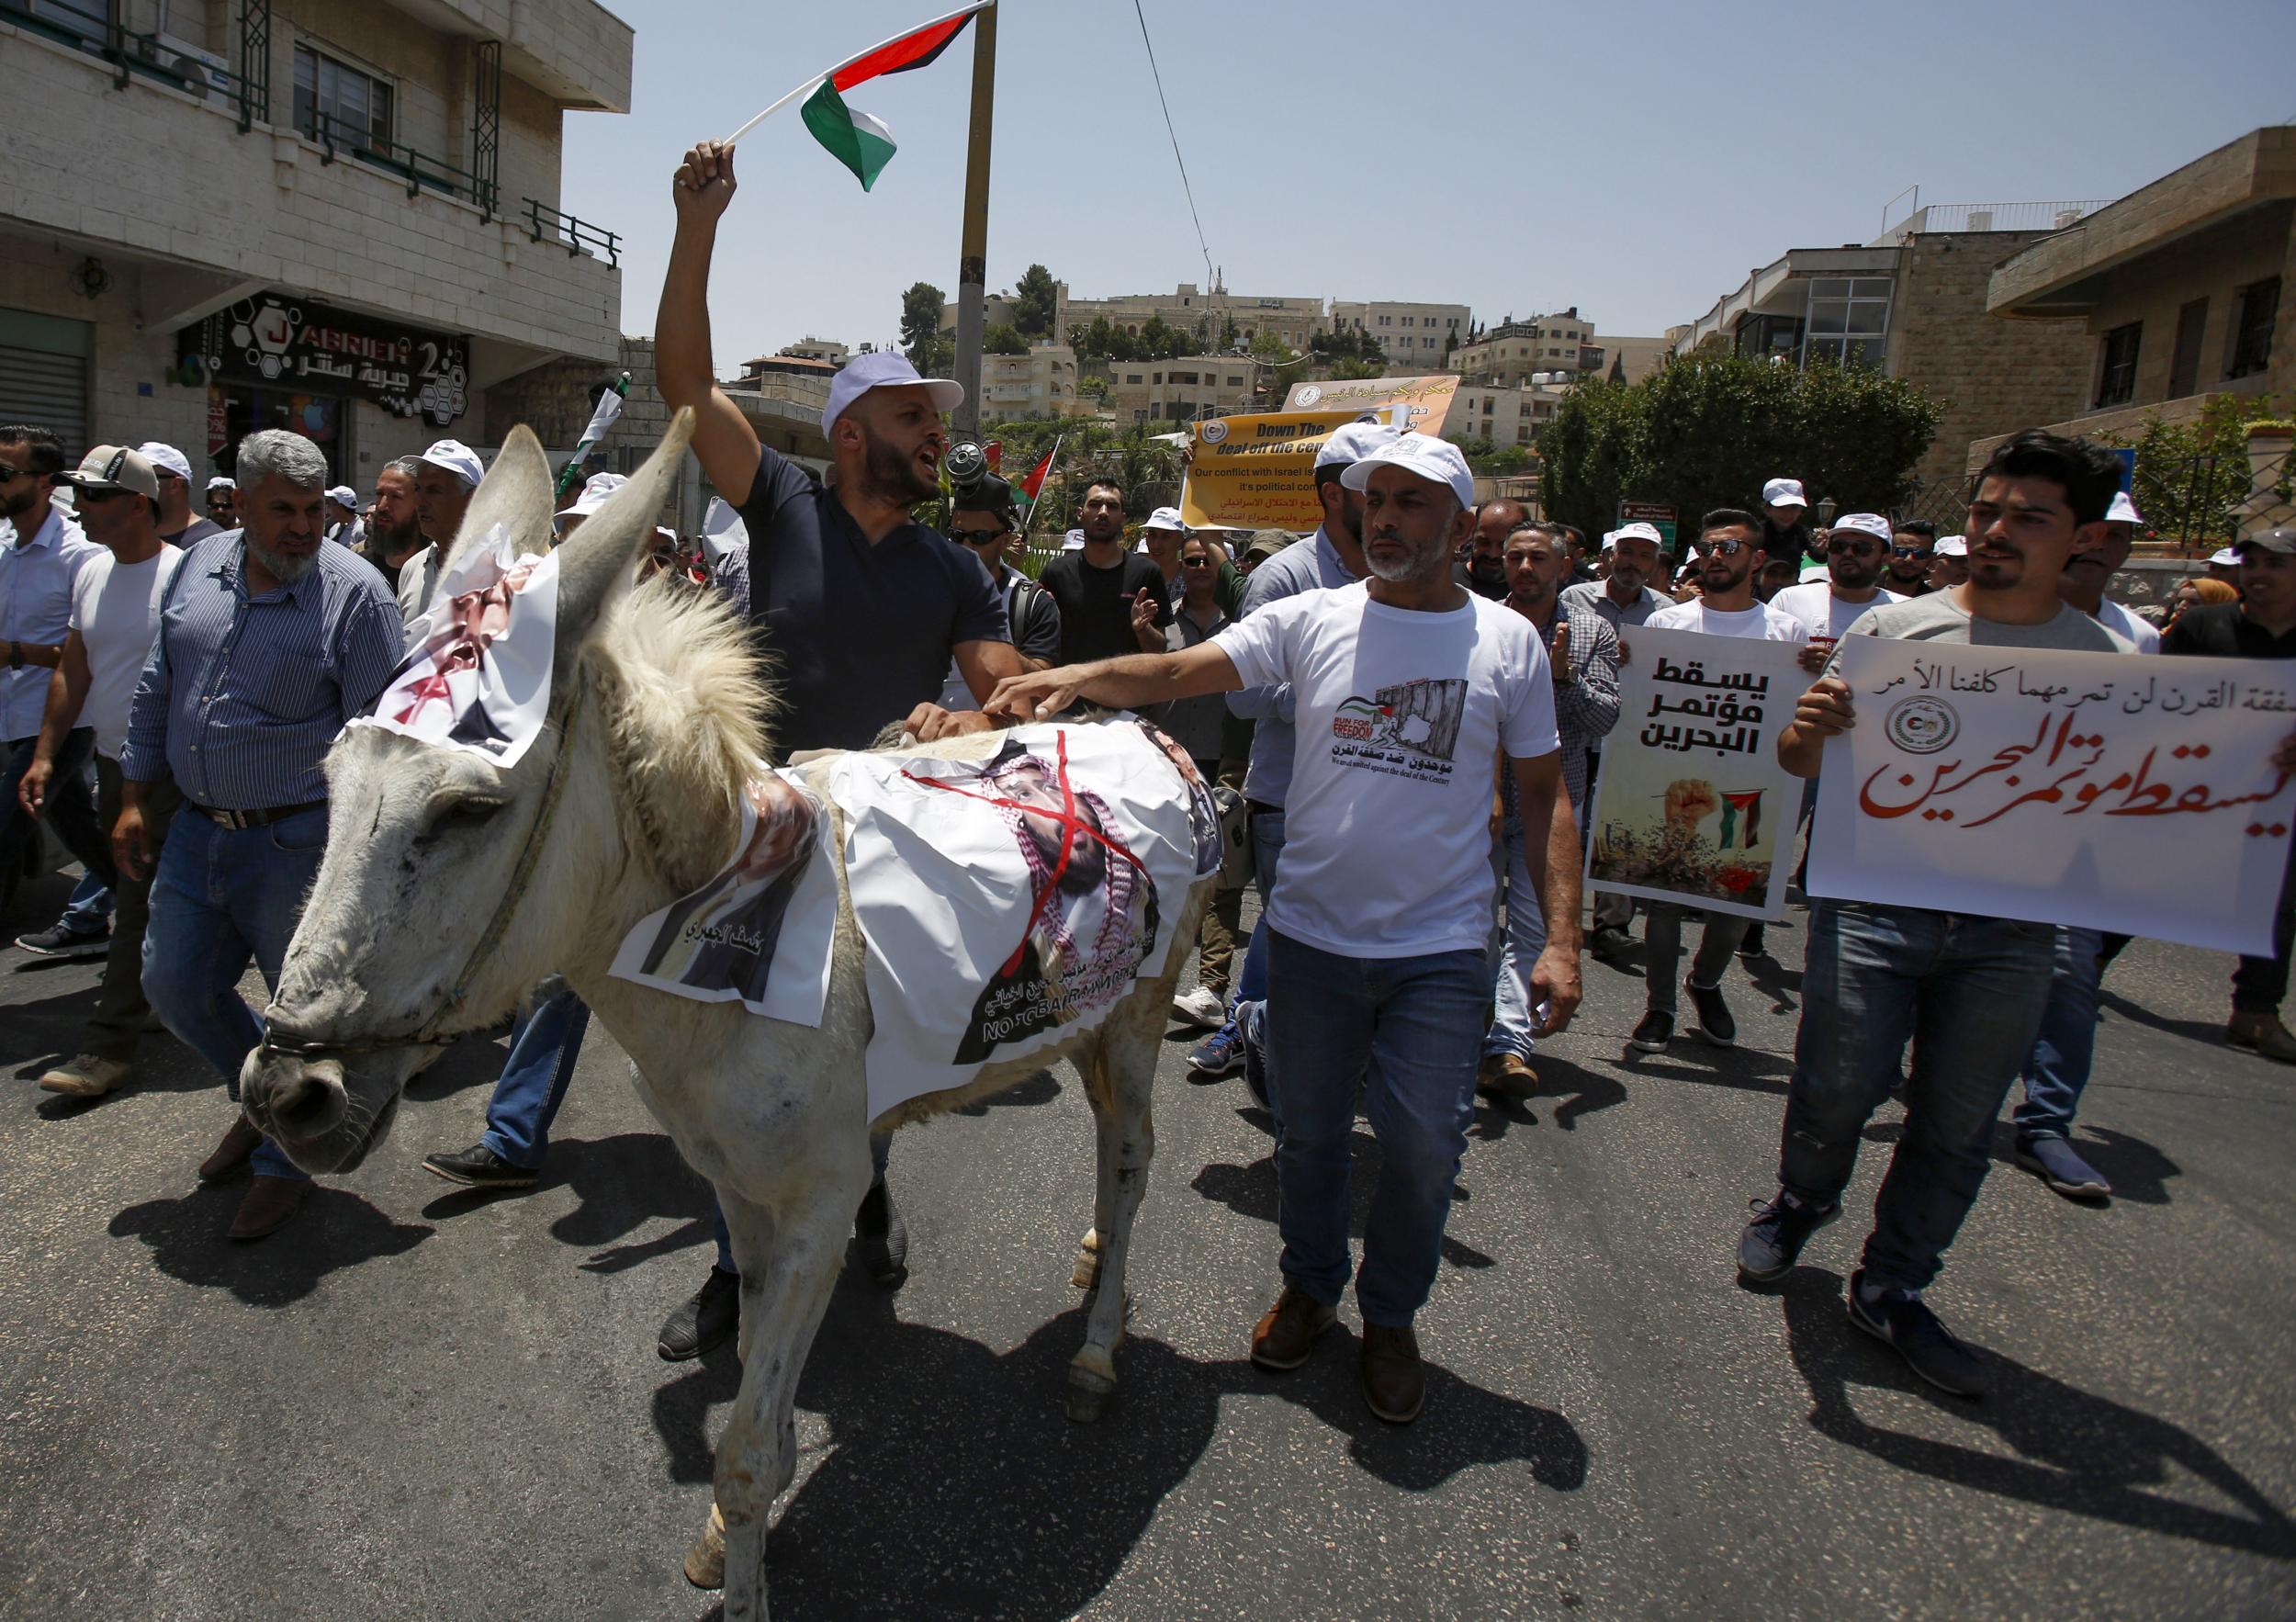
left=1212, top=580, right=1559, bottom=958
left=70, top=544, right=184, bottom=760
left=1644, top=597, right=1810, bottom=644
left=1766, top=582, right=1904, bottom=642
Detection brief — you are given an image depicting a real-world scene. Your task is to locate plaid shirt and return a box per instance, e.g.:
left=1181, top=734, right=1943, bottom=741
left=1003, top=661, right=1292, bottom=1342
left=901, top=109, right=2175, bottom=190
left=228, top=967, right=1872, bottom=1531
left=1508, top=595, right=1619, bottom=816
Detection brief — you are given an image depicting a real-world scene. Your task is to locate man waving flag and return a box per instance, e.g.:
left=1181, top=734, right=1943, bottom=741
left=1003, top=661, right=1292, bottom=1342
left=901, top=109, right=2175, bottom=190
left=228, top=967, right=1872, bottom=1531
left=725, top=1, right=993, bottom=192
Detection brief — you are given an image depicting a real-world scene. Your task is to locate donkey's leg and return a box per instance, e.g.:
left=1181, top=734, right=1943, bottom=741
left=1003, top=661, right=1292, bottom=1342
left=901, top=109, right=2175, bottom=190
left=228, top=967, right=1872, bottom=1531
left=709, top=1179, right=861, bottom=1622
left=1068, top=1026, right=1158, bottom=1423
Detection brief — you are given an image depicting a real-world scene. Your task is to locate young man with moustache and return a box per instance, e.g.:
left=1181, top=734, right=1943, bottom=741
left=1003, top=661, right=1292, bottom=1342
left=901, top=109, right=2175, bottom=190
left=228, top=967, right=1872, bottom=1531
left=985, top=434, right=1581, bottom=1425
left=1885, top=521, right=1937, bottom=596
left=1739, top=431, right=2155, bottom=1398
left=1039, top=479, right=1169, bottom=666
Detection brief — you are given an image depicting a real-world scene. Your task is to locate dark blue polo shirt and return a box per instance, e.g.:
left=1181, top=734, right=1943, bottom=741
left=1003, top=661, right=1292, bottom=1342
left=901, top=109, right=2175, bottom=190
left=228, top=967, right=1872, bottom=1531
left=736, top=447, right=1008, bottom=753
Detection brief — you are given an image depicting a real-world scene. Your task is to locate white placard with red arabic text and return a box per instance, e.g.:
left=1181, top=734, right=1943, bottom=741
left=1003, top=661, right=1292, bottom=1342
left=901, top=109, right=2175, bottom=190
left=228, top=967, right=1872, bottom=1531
left=1806, top=638, right=2296, bottom=952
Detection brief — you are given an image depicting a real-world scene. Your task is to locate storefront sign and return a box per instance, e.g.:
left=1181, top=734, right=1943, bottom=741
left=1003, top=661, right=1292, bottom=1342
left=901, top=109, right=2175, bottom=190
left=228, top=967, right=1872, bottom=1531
left=1807, top=638, right=2296, bottom=953
left=182, top=293, right=469, bottom=424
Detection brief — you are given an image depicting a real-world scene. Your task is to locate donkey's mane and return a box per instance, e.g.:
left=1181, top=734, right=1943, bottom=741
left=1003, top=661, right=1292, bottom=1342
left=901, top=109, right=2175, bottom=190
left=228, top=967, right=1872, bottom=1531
left=591, top=574, right=778, bottom=893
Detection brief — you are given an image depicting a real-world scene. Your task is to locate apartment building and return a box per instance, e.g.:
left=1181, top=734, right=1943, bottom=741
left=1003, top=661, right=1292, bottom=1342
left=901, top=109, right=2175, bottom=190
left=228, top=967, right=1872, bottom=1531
left=1330, top=298, right=1471, bottom=366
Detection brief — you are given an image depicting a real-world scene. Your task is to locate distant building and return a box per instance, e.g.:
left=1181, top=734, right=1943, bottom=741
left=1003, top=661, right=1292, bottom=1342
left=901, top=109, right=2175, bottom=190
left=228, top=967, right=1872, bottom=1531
left=1445, top=380, right=1571, bottom=448
left=1055, top=282, right=1323, bottom=355
left=1672, top=198, right=2116, bottom=492
left=1104, top=355, right=1263, bottom=424
left=979, top=343, right=1093, bottom=422
left=778, top=336, right=851, bottom=367
left=1977, top=125, right=2292, bottom=467
left=1330, top=298, right=1472, bottom=367
left=1453, top=311, right=1594, bottom=384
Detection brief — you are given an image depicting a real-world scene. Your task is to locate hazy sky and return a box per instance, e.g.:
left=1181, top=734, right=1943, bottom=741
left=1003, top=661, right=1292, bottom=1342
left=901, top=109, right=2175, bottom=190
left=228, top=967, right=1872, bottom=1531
left=568, top=0, right=2296, bottom=375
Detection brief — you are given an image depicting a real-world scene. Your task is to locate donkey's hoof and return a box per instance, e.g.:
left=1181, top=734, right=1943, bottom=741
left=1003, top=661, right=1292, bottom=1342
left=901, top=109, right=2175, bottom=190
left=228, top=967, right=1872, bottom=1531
left=683, top=1504, right=726, bottom=1591
left=1071, top=1249, right=1103, bottom=1291
left=1065, top=1360, right=1118, bottom=1423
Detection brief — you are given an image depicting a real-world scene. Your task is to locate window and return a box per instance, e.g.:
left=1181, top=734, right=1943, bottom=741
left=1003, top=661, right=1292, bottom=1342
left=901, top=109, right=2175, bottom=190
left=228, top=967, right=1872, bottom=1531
left=2095, top=322, right=2142, bottom=408
left=293, top=44, right=393, bottom=150
left=2230, top=276, right=2280, bottom=379
left=1125, top=373, right=1142, bottom=384
left=1379, top=315, right=1391, bottom=326
left=2167, top=298, right=2208, bottom=399
left=1805, top=276, right=1892, bottom=367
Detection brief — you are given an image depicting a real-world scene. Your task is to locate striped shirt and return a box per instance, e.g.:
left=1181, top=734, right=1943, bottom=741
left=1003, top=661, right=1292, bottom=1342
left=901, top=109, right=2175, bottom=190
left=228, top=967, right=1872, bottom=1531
left=122, top=529, right=402, bottom=808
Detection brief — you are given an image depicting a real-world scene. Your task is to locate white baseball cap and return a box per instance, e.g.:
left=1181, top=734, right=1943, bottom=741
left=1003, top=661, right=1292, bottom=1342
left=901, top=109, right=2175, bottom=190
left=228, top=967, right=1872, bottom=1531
left=1934, top=535, right=1969, bottom=557
left=418, top=439, right=484, bottom=488
left=1313, top=418, right=1401, bottom=471
left=2211, top=546, right=2243, bottom=566
left=557, top=471, right=628, bottom=524
left=821, top=350, right=963, bottom=439
left=1761, top=478, right=1807, bottom=509
left=138, top=442, right=192, bottom=482
left=1800, top=562, right=1830, bottom=582
left=1338, top=432, right=1475, bottom=511
left=1611, top=521, right=1664, bottom=549
left=2105, top=490, right=2141, bottom=526
left=1062, top=528, right=1086, bottom=551
left=1144, top=505, right=1187, bottom=534
left=326, top=485, right=357, bottom=507
left=1831, top=512, right=1893, bottom=543
left=208, top=475, right=236, bottom=491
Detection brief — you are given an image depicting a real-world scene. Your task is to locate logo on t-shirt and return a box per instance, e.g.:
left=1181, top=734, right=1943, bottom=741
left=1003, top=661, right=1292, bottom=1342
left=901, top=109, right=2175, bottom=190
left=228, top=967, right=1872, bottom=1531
left=1330, top=678, right=1466, bottom=783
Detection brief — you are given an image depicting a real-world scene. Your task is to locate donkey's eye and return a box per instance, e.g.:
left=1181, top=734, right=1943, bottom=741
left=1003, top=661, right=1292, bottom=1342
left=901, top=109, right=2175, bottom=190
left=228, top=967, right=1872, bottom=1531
left=415, top=797, right=508, bottom=844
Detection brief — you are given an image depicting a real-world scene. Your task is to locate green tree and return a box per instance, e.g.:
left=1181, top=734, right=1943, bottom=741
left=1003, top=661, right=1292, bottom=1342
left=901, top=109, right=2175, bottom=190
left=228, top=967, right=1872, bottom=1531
left=982, top=323, right=1030, bottom=356
left=1539, top=355, right=1942, bottom=540
left=2108, top=391, right=2290, bottom=546
left=1221, top=316, right=1241, bottom=349
left=899, top=281, right=945, bottom=366
left=1013, top=264, right=1059, bottom=339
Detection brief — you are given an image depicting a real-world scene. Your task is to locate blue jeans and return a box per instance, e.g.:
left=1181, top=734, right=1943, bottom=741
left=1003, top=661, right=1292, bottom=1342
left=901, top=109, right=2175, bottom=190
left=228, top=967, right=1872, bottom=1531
left=1266, top=928, right=1489, bottom=1326
left=2014, top=927, right=2104, bottom=1143
left=58, top=870, right=113, bottom=931
left=710, top=1130, right=893, bottom=1275
left=479, top=987, right=591, bottom=1169
left=1484, top=820, right=1548, bottom=1061
left=141, top=805, right=331, bottom=1182
left=1232, top=805, right=1288, bottom=1008
left=1777, top=901, right=2056, bottom=1293
left=3, top=728, right=114, bottom=900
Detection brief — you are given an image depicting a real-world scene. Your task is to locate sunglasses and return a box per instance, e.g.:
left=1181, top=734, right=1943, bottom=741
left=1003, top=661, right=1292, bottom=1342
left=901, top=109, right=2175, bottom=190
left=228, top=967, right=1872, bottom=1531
left=1182, top=557, right=1214, bottom=569
left=0, top=466, right=33, bottom=484
left=1701, top=537, right=1754, bottom=556
left=948, top=526, right=1010, bottom=546
left=74, top=487, right=131, bottom=504
left=1827, top=537, right=1881, bottom=557
left=1889, top=545, right=1930, bottom=558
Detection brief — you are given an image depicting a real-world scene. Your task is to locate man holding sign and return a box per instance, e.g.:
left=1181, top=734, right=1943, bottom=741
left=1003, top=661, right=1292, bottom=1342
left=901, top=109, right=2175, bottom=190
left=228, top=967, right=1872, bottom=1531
left=1739, top=432, right=2140, bottom=1397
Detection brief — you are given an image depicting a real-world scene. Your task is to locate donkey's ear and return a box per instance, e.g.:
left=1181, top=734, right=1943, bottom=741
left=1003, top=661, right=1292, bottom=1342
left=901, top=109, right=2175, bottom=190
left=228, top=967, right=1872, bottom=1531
left=441, top=426, right=553, bottom=574
left=552, top=407, right=695, bottom=665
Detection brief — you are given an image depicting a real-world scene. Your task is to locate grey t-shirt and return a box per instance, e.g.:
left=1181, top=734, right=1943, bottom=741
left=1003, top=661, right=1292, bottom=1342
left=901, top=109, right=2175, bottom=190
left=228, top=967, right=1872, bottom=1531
left=1828, top=591, right=2133, bottom=670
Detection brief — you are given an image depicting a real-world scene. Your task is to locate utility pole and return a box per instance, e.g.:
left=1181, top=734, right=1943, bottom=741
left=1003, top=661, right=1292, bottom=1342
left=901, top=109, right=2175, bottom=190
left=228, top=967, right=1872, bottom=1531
left=950, top=1, right=997, bottom=438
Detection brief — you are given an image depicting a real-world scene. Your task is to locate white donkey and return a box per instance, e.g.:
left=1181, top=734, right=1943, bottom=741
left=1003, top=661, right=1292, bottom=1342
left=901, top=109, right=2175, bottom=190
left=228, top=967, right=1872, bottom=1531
left=239, top=411, right=1204, bottom=1618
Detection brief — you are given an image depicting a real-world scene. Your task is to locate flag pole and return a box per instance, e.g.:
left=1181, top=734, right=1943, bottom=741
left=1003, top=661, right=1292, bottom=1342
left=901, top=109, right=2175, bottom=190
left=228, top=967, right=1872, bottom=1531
left=1022, top=434, right=1063, bottom=543
left=949, top=0, right=997, bottom=439
left=720, top=0, right=996, bottom=148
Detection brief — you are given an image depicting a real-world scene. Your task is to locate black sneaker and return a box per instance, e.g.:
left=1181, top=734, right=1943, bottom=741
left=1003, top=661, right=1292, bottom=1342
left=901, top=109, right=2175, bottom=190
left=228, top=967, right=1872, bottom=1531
left=658, top=1267, right=740, bottom=1361
left=1737, top=1190, right=1838, bottom=1283
left=1628, top=1008, right=1673, bottom=1052
left=1239, top=999, right=1272, bottom=1109
left=1588, top=928, right=1637, bottom=969
left=421, top=1143, right=539, bottom=1190
left=853, top=1179, right=908, bottom=1288
left=1684, top=977, right=1736, bottom=1046
left=15, top=919, right=111, bottom=959
left=1846, top=1270, right=1986, bottom=1398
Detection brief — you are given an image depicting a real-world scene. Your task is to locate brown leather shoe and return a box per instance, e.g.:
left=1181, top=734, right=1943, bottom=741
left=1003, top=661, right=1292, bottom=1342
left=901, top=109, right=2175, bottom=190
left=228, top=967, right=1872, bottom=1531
left=229, top=1175, right=309, bottom=1241
left=1249, top=1284, right=1337, bottom=1371
left=1475, top=1053, right=1537, bottom=1101
left=198, top=1114, right=264, bottom=1182
left=1360, top=1323, right=1426, bottom=1424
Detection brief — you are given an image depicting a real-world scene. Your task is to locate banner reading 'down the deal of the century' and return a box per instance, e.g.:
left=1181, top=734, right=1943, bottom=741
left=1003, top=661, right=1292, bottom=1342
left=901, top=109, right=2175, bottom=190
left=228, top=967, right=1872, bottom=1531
left=1584, top=627, right=1807, bottom=922
left=1178, top=409, right=1373, bottom=532
left=1806, top=638, right=2296, bottom=953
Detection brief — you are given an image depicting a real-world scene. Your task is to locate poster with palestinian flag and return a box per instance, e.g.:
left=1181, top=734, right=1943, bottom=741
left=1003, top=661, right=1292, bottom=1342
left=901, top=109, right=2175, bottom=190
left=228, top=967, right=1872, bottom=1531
left=1582, top=627, right=1806, bottom=922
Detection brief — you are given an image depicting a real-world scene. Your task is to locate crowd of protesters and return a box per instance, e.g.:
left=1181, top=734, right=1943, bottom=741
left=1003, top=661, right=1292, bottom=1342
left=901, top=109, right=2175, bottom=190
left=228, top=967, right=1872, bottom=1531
left=7, top=135, right=2296, bottom=1438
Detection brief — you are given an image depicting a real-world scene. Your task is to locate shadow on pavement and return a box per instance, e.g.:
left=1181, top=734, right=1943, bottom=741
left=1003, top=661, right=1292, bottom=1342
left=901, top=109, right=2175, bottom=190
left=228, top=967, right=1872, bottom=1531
left=2097, top=987, right=2231, bottom=1048
left=1858, top=1119, right=2183, bottom=1207
left=1472, top=1056, right=1626, bottom=1138
left=1619, top=1044, right=1795, bottom=1096
left=657, top=1278, right=1586, bottom=1618
left=1779, top=1269, right=2296, bottom=1559
left=953, top=1064, right=1064, bottom=1116
left=1189, top=1132, right=1495, bottom=1271
left=107, top=1185, right=433, bottom=1308
left=400, top=1029, right=514, bottom=1106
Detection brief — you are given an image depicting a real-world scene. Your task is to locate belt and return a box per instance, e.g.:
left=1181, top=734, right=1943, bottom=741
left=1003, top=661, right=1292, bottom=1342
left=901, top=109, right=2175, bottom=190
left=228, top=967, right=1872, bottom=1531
left=189, top=799, right=327, bottom=830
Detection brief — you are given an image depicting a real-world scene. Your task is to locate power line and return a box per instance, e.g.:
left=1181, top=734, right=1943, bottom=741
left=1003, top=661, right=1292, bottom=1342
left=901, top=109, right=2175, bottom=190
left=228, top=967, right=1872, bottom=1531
left=1131, top=0, right=1216, bottom=297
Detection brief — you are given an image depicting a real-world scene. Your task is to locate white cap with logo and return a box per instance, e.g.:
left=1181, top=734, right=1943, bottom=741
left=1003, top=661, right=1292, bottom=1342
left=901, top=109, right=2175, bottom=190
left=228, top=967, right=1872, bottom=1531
left=557, top=471, right=628, bottom=523
left=418, top=439, right=485, bottom=489
left=326, top=485, right=357, bottom=507
left=2105, top=490, right=2141, bottom=525
left=208, top=476, right=236, bottom=492
left=2211, top=545, right=2244, bottom=566
left=1830, top=512, right=1893, bottom=543
left=1337, top=433, right=1475, bottom=510
left=1609, top=521, right=1664, bottom=550
left=1143, top=505, right=1187, bottom=534
left=1313, top=419, right=1401, bottom=471
left=63, top=445, right=160, bottom=501
left=1761, top=477, right=1807, bottom=509
left=138, top=442, right=193, bottom=482
left=1934, top=535, right=1969, bottom=557
left=821, top=350, right=964, bottom=439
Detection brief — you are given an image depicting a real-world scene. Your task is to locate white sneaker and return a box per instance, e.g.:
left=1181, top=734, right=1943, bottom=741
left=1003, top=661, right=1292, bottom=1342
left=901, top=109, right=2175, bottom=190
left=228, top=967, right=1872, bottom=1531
left=1171, top=986, right=1227, bottom=1030
left=39, top=1053, right=131, bottom=1098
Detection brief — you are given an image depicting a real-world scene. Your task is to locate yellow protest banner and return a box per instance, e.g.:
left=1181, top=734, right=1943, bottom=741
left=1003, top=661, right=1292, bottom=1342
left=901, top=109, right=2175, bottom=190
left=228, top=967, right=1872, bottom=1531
left=1282, top=374, right=1460, bottom=434
left=1178, top=410, right=1366, bottom=532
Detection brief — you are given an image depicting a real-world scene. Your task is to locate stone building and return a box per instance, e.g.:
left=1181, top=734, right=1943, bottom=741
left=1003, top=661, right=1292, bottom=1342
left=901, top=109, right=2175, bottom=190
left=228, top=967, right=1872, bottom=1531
left=1053, top=282, right=1324, bottom=354
left=0, top=0, right=628, bottom=492
left=979, top=343, right=1091, bottom=423
left=1446, top=381, right=1570, bottom=449
left=1980, top=126, right=2293, bottom=459
left=1452, top=311, right=1593, bottom=385
left=1330, top=298, right=1471, bottom=367
left=1101, top=354, right=1262, bottom=424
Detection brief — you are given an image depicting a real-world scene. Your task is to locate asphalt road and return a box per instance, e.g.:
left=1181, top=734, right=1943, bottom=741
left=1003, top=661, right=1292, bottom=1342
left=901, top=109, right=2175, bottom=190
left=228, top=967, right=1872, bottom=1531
left=3, top=865, right=2293, bottom=1621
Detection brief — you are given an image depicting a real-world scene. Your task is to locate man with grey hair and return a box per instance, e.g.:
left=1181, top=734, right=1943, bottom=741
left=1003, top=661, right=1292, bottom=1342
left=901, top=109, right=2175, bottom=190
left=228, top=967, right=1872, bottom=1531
left=356, top=456, right=429, bottom=596
left=118, top=427, right=401, bottom=1242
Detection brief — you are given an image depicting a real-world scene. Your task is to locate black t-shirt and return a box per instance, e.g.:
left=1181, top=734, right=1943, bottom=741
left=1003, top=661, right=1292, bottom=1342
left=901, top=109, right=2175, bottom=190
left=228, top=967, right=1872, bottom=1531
left=1038, top=548, right=1171, bottom=667
left=2159, top=602, right=2296, bottom=660
left=736, top=447, right=1009, bottom=753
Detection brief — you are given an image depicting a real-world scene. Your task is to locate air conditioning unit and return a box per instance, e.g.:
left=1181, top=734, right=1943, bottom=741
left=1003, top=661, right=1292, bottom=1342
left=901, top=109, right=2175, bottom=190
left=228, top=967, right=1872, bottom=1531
left=1967, top=209, right=1994, bottom=232
left=158, top=34, right=227, bottom=99
left=2053, top=208, right=2084, bottom=230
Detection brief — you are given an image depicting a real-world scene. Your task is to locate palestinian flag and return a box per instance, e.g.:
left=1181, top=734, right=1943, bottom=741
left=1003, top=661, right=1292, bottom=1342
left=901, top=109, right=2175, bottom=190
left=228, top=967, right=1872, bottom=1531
left=798, top=3, right=987, bottom=191
left=1015, top=446, right=1056, bottom=517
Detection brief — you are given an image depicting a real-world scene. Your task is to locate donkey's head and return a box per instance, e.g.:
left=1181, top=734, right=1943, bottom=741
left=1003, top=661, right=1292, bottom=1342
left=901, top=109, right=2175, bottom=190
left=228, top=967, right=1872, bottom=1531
left=240, top=410, right=697, bottom=1173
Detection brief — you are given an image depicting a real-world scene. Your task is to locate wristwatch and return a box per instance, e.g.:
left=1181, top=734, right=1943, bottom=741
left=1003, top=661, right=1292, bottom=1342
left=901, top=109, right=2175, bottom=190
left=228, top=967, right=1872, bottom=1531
left=6, top=641, right=20, bottom=670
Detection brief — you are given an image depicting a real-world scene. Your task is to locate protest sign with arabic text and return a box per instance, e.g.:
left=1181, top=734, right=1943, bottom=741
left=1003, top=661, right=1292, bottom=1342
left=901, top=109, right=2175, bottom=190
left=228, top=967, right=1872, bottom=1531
left=1806, top=639, right=2296, bottom=952
left=1179, top=410, right=1367, bottom=532
left=1584, top=627, right=1806, bottom=920
left=1282, top=374, right=1461, bottom=435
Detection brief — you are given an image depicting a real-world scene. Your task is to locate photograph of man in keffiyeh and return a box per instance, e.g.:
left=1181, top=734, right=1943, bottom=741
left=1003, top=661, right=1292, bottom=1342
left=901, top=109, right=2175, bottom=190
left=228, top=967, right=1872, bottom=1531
left=636, top=775, right=821, bottom=1004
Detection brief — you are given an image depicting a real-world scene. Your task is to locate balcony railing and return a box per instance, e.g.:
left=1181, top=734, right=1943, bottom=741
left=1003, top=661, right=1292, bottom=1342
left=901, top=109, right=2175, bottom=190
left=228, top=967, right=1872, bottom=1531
left=525, top=198, right=621, bottom=269
left=305, top=106, right=497, bottom=217
left=1888, top=199, right=2116, bottom=237
left=2, top=0, right=246, bottom=105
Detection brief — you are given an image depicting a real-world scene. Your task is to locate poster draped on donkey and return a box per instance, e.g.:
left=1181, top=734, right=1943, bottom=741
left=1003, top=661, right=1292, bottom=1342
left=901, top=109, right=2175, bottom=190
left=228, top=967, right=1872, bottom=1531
left=1806, top=639, right=2296, bottom=953
left=1178, top=409, right=1380, bottom=532
left=1584, top=627, right=1807, bottom=921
